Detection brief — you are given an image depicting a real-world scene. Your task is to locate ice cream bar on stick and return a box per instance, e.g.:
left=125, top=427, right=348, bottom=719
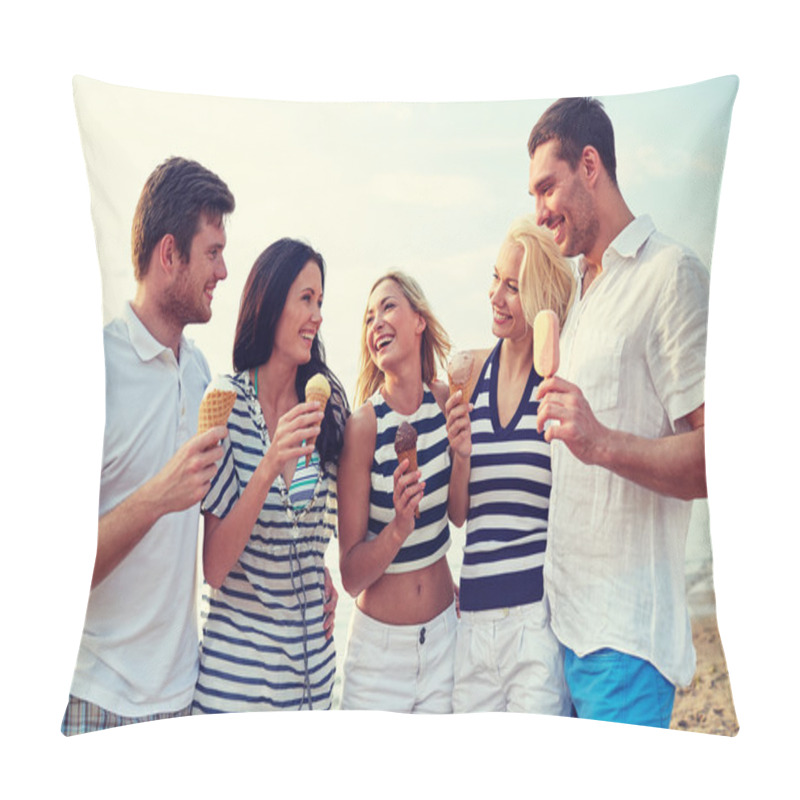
left=197, top=377, right=237, bottom=435
left=447, top=350, right=475, bottom=402
left=304, top=373, right=331, bottom=466
left=533, top=309, right=560, bottom=378
left=394, top=421, right=420, bottom=519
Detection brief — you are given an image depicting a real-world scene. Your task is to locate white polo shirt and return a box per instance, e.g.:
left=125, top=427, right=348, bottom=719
left=544, top=215, right=709, bottom=687
left=69, top=303, right=210, bottom=716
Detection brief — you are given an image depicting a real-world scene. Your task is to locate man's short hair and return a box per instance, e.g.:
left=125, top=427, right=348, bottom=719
left=527, top=97, right=618, bottom=185
left=131, top=156, right=235, bottom=281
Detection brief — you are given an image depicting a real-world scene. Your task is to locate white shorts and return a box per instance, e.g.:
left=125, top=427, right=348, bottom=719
left=452, top=598, right=571, bottom=715
left=340, top=601, right=457, bottom=713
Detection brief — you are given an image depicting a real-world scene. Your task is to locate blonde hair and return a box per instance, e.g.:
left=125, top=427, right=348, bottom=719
left=354, top=271, right=452, bottom=407
left=506, top=215, right=576, bottom=330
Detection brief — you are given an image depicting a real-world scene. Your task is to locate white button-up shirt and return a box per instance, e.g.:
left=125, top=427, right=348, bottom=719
left=70, top=303, right=211, bottom=716
left=544, top=215, right=709, bottom=687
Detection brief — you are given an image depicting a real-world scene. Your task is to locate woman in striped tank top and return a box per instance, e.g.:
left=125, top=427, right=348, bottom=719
left=445, top=216, right=576, bottom=715
left=337, top=271, right=464, bottom=712
left=192, top=238, right=349, bottom=714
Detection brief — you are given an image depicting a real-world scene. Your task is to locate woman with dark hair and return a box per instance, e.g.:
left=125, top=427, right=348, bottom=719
left=192, top=237, right=349, bottom=713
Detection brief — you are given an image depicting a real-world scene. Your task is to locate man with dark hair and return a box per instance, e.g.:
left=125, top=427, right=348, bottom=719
left=528, top=96, right=619, bottom=185
left=62, top=157, right=236, bottom=735
left=529, top=98, right=709, bottom=728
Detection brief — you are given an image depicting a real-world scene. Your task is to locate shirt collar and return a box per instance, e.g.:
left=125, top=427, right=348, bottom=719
left=577, top=214, right=655, bottom=280
left=124, top=302, right=188, bottom=364
left=606, top=214, right=655, bottom=260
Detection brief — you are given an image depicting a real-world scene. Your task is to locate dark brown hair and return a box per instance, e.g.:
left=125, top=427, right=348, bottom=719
left=527, top=97, right=618, bottom=185
left=131, top=156, right=235, bottom=281
left=233, top=238, right=349, bottom=467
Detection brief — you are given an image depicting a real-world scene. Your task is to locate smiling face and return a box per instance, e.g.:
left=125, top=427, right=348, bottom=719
left=272, top=259, right=324, bottom=366
left=489, top=239, right=529, bottom=343
left=528, top=139, right=599, bottom=259
left=364, top=278, right=425, bottom=373
left=161, top=214, right=227, bottom=326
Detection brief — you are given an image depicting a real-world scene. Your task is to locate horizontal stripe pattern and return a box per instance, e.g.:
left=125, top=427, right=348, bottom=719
left=366, top=385, right=451, bottom=573
left=460, top=342, right=552, bottom=612
left=194, top=371, right=336, bottom=712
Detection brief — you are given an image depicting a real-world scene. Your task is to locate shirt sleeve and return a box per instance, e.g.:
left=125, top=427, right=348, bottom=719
left=647, top=251, right=710, bottom=430
left=201, top=433, right=240, bottom=518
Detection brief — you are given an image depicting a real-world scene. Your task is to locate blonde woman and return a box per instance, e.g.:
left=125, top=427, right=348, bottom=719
left=337, top=271, right=463, bottom=712
left=445, top=215, right=576, bottom=715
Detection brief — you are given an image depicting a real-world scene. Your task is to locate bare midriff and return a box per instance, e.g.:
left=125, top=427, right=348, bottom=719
left=356, top=555, right=454, bottom=626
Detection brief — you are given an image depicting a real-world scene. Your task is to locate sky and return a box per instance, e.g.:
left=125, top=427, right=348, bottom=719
left=4, top=1, right=797, bottom=796
left=77, top=75, right=736, bottom=408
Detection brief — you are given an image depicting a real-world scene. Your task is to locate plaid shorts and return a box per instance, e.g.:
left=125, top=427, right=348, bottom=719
left=60, top=695, right=192, bottom=736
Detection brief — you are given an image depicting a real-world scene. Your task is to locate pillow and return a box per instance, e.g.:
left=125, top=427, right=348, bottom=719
left=68, top=74, right=738, bottom=736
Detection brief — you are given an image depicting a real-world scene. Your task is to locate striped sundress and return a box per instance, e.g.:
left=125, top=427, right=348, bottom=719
left=192, top=371, right=338, bottom=713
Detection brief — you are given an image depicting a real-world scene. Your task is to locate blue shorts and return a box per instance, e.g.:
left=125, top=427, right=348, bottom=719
left=564, top=647, right=675, bottom=728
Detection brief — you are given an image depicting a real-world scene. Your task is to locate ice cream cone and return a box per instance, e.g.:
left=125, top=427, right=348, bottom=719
left=304, top=373, right=332, bottom=466
left=533, top=309, right=560, bottom=379
left=396, top=448, right=418, bottom=474
left=197, top=388, right=237, bottom=435
left=447, top=350, right=475, bottom=402
left=394, top=421, right=420, bottom=518
left=398, top=448, right=420, bottom=518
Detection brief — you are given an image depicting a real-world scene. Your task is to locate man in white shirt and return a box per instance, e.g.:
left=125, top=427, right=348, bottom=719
left=62, top=157, right=235, bottom=735
left=528, top=98, right=709, bottom=728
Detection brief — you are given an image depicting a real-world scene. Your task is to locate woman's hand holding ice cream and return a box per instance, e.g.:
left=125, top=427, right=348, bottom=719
left=444, top=390, right=472, bottom=461
left=393, top=421, right=423, bottom=525
left=445, top=350, right=474, bottom=461
left=257, top=402, right=323, bottom=482
left=392, top=459, right=424, bottom=535
left=304, top=373, right=331, bottom=465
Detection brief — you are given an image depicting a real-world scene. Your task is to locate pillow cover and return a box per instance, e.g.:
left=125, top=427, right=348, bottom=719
left=67, top=74, right=738, bottom=735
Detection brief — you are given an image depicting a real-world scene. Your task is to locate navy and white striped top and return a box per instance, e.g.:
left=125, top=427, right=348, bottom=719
left=367, top=385, right=451, bottom=573
left=459, top=341, right=551, bottom=612
left=192, top=371, right=338, bottom=713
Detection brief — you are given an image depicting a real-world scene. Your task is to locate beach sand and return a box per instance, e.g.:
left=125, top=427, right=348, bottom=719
left=670, top=614, right=738, bottom=736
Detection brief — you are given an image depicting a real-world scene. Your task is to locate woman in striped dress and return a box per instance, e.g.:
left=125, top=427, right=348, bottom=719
left=337, top=271, right=464, bottom=712
left=192, top=238, right=348, bottom=714
left=445, top=216, right=576, bottom=715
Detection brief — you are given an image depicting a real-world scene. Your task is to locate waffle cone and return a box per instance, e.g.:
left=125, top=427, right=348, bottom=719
left=305, top=392, right=328, bottom=466
left=397, top=448, right=417, bottom=472
left=448, top=376, right=465, bottom=399
left=447, top=351, right=475, bottom=402
left=397, top=448, right=420, bottom=518
left=197, top=389, right=237, bottom=434
left=306, top=391, right=329, bottom=411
